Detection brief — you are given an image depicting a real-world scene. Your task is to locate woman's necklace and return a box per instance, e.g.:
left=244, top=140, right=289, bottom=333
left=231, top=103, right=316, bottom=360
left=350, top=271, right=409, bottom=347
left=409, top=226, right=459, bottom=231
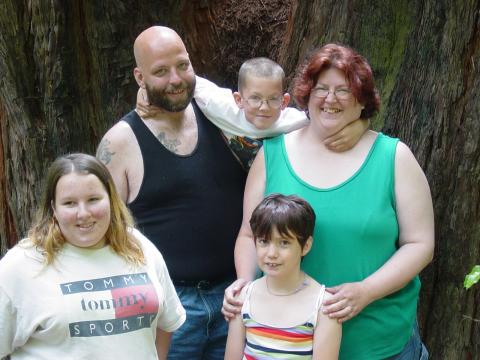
left=265, top=272, right=309, bottom=296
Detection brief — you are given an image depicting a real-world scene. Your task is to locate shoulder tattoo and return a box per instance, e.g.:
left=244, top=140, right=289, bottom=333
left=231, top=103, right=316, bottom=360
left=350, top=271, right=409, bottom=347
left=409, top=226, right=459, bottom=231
left=156, top=132, right=181, bottom=152
left=97, top=138, right=115, bottom=164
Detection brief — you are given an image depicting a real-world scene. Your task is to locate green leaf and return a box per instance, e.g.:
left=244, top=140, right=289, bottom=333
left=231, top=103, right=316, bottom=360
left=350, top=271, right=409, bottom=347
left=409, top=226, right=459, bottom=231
left=464, top=265, right=480, bottom=289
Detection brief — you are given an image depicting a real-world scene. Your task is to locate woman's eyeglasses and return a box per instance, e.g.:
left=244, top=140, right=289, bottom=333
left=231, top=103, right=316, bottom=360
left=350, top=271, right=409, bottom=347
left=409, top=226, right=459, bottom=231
left=311, top=86, right=352, bottom=100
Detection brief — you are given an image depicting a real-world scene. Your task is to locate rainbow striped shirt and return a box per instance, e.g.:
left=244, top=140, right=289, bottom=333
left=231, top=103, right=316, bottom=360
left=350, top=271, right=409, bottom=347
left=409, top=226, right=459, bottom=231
left=242, top=281, right=325, bottom=359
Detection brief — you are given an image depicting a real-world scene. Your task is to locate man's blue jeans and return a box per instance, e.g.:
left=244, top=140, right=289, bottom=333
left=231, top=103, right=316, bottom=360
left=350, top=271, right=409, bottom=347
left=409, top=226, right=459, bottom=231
left=387, top=322, right=429, bottom=360
left=167, top=280, right=230, bottom=360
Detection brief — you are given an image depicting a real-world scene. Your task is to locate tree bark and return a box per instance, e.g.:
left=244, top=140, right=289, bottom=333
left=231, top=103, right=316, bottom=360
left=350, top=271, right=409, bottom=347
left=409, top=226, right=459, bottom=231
left=0, top=0, right=478, bottom=358
left=277, top=1, right=480, bottom=358
left=0, top=0, right=184, bottom=248
left=381, top=2, right=480, bottom=357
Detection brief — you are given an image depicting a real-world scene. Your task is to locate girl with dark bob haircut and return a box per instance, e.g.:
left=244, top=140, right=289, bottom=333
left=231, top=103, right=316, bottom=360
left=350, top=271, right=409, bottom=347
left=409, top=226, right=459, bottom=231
left=293, top=43, right=381, bottom=119
left=225, top=193, right=341, bottom=359
left=249, top=193, right=315, bottom=249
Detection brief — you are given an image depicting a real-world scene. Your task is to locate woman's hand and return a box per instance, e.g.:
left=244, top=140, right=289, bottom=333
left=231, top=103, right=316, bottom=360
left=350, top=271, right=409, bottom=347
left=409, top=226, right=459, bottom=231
left=221, top=279, right=249, bottom=321
left=136, top=88, right=162, bottom=118
left=323, top=142, right=434, bottom=324
left=323, top=281, right=373, bottom=323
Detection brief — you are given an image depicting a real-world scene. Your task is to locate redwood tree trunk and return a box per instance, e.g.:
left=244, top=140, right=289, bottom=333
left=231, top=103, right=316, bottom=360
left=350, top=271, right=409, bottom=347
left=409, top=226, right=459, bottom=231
left=1, top=0, right=478, bottom=358
left=0, top=0, right=184, bottom=248
left=381, top=2, right=480, bottom=357
left=277, top=1, right=480, bottom=357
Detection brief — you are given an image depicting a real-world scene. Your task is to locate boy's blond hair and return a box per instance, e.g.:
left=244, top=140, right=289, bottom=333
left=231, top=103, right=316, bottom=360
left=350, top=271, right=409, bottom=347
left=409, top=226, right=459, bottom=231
left=238, top=57, right=285, bottom=92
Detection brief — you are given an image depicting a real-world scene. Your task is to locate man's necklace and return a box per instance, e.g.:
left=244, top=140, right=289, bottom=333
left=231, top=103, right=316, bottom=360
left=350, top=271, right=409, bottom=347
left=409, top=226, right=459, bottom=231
left=265, top=272, right=309, bottom=296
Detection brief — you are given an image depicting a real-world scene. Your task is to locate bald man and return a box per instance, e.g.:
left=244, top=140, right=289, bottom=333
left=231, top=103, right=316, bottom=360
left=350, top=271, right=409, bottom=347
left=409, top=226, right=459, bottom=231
left=97, top=26, right=246, bottom=359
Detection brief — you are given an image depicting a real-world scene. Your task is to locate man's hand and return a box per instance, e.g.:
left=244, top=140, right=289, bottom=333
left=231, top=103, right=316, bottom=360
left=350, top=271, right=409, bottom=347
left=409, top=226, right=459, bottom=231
left=324, top=119, right=369, bottom=152
left=222, top=279, right=249, bottom=321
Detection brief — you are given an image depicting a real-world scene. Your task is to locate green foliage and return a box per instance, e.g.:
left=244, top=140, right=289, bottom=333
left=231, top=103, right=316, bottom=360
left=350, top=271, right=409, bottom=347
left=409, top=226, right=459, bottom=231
left=464, top=265, right=480, bottom=289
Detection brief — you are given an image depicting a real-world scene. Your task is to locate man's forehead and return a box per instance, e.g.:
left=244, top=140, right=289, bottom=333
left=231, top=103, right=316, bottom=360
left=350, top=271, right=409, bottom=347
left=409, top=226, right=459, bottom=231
left=141, top=37, right=188, bottom=65
left=149, top=49, right=190, bottom=67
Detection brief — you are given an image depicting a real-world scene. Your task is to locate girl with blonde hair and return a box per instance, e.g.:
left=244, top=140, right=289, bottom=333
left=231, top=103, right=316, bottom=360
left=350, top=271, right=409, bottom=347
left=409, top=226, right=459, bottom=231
left=0, top=153, right=185, bottom=360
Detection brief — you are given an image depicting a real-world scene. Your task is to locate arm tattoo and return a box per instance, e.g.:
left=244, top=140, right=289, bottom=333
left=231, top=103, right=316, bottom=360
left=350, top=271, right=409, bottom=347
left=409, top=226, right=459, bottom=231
left=156, top=132, right=181, bottom=152
left=97, top=138, right=115, bottom=164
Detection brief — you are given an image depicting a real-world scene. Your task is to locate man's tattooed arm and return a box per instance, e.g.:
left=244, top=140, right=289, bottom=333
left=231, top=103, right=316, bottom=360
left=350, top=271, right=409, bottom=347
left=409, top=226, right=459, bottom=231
left=97, top=138, right=116, bottom=165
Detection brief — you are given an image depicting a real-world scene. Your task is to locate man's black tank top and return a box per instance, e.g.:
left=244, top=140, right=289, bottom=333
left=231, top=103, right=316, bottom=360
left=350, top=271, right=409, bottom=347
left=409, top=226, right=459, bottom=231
left=123, top=100, right=246, bottom=282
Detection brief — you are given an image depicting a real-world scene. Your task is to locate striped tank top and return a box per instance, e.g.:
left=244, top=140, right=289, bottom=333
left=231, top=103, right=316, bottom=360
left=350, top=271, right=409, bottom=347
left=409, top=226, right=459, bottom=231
left=242, top=279, right=326, bottom=359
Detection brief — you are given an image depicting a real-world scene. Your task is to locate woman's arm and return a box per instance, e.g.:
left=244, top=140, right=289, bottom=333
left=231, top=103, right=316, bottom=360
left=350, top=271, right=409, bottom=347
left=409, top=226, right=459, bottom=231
left=155, top=329, right=172, bottom=360
left=222, top=149, right=266, bottom=319
left=235, top=147, right=266, bottom=280
left=323, top=141, right=434, bottom=322
left=312, top=292, right=342, bottom=359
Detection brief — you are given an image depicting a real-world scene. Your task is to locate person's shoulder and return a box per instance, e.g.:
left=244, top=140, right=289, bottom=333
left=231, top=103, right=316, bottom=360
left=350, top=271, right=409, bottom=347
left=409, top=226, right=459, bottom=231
left=322, top=288, right=334, bottom=302
left=395, top=140, right=414, bottom=157
left=306, top=276, right=324, bottom=292
left=129, top=228, right=165, bottom=262
left=393, top=140, right=425, bottom=178
left=102, top=115, right=136, bottom=144
left=2, top=238, right=36, bottom=258
left=380, top=135, right=416, bottom=166
left=362, top=131, right=399, bottom=156
left=0, top=239, right=43, bottom=276
left=375, top=131, right=402, bottom=145
left=129, top=228, right=154, bottom=251
left=98, top=113, right=139, bottom=162
left=237, top=278, right=258, bottom=302
left=312, top=281, right=334, bottom=313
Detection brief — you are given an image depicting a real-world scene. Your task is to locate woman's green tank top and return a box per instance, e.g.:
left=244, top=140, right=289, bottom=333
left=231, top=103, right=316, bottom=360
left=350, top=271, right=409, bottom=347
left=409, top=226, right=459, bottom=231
left=263, top=133, right=420, bottom=360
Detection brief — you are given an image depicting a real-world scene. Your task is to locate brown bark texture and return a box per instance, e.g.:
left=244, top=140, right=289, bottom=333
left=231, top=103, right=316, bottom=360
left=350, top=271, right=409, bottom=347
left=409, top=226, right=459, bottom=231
left=0, top=0, right=479, bottom=358
left=277, top=2, right=480, bottom=358
left=0, top=0, right=183, bottom=248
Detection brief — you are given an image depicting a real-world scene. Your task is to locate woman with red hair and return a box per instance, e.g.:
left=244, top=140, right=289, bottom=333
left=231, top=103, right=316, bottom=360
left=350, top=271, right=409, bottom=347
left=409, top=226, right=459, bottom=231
left=225, top=44, right=434, bottom=359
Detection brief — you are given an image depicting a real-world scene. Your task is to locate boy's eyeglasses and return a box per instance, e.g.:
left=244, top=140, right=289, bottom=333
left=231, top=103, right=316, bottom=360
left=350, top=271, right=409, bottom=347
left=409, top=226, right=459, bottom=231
left=246, top=96, right=283, bottom=109
left=311, top=86, right=352, bottom=100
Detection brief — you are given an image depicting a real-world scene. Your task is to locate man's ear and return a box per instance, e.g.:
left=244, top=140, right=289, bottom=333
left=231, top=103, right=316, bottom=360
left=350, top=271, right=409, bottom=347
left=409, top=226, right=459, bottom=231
left=134, top=67, right=146, bottom=89
left=233, top=92, right=244, bottom=109
left=281, top=93, right=291, bottom=110
left=302, top=236, right=313, bottom=256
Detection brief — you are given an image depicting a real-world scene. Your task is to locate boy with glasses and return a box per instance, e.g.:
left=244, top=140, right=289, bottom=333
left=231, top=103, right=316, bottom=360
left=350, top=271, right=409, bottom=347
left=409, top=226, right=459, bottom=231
left=137, top=57, right=367, bottom=170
